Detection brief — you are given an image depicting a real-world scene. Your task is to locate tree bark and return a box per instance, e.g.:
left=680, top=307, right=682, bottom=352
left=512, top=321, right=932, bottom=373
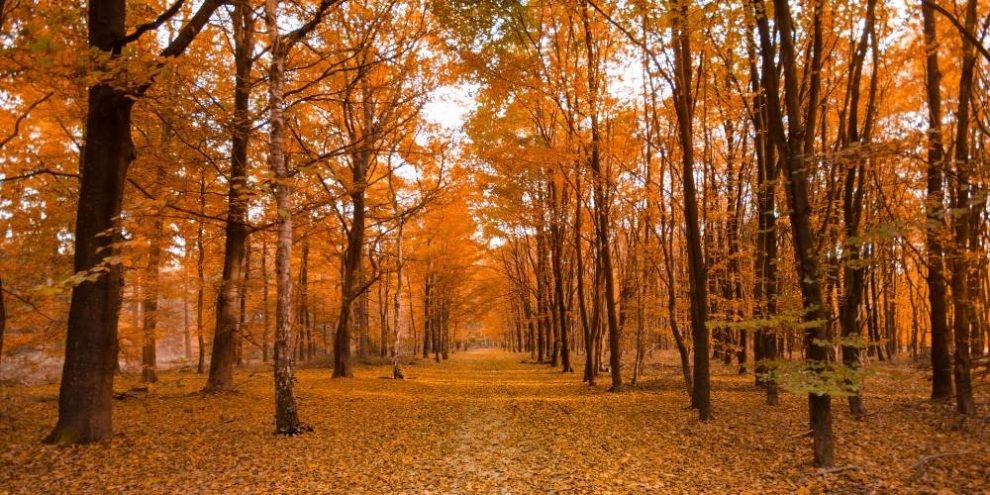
left=141, top=164, right=165, bottom=384
left=196, top=174, right=207, bottom=374
left=581, top=0, right=621, bottom=391
left=837, top=0, right=877, bottom=416
left=265, top=0, right=305, bottom=434
left=920, top=1, right=953, bottom=400
left=262, top=241, right=270, bottom=363
left=753, top=0, right=834, bottom=466
left=44, top=0, right=134, bottom=441
left=0, top=276, right=6, bottom=379
left=671, top=0, right=710, bottom=420
left=950, top=0, right=978, bottom=416
left=207, top=0, right=253, bottom=391
left=333, top=141, right=371, bottom=378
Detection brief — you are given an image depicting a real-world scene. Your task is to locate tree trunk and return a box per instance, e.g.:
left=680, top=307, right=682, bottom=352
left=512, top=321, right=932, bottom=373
left=196, top=174, right=207, bottom=375
left=754, top=0, right=834, bottom=466
left=262, top=241, right=270, bottom=363
left=920, top=0, right=954, bottom=401
left=141, top=165, right=165, bottom=384
left=950, top=0, right=978, bottom=415
left=581, top=1, right=621, bottom=391
left=183, top=259, right=193, bottom=360
left=333, top=145, right=369, bottom=377
left=297, top=239, right=310, bottom=363
left=746, top=21, right=780, bottom=405
left=551, top=204, right=572, bottom=372
left=207, top=0, right=253, bottom=391
left=265, top=2, right=306, bottom=433
left=671, top=0, right=710, bottom=420
left=237, top=238, right=251, bottom=366
left=42, top=0, right=222, bottom=445
left=391, top=220, right=405, bottom=379
left=838, top=0, right=877, bottom=416
left=45, top=17, right=135, bottom=442
left=0, top=276, right=6, bottom=379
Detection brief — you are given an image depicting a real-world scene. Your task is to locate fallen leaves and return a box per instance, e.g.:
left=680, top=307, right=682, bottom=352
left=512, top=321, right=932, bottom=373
left=0, top=350, right=988, bottom=494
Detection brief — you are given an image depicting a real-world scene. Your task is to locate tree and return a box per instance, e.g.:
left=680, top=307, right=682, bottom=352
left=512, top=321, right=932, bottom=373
left=669, top=0, right=710, bottom=420
left=45, top=0, right=226, bottom=445
left=262, top=0, right=341, bottom=434
left=207, top=0, right=256, bottom=392
left=751, top=0, right=834, bottom=467
left=920, top=0, right=953, bottom=402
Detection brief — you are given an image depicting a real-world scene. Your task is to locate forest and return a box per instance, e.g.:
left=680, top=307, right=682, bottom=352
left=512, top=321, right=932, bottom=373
left=1, top=0, right=989, bottom=493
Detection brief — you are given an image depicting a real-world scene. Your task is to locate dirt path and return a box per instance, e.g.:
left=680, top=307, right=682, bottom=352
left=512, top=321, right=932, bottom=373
left=1, top=349, right=988, bottom=493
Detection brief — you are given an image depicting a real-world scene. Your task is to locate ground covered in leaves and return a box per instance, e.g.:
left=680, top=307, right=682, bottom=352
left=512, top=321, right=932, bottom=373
left=1, top=350, right=989, bottom=494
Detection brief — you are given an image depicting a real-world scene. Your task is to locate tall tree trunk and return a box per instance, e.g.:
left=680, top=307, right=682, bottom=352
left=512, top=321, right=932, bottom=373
left=45, top=0, right=134, bottom=443
left=582, top=1, right=621, bottom=391
left=183, top=259, right=193, bottom=360
left=356, top=275, right=370, bottom=361
left=920, top=0, right=954, bottom=401
left=237, top=239, right=251, bottom=366
left=380, top=270, right=389, bottom=359
left=333, top=148, right=369, bottom=378
left=838, top=0, right=877, bottom=416
left=43, top=0, right=222, bottom=445
left=754, top=0, right=834, bottom=466
left=207, top=0, right=253, bottom=391
left=297, top=239, right=310, bottom=363
left=551, top=197, right=572, bottom=372
left=391, top=220, right=405, bottom=379
left=265, top=1, right=306, bottom=434
left=672, top=0, right=710, bottom=420
left=950, top=0, right=978, bottom=416
left=575, top=176, right=596, bottom=384
left=747, top=21, right=780, bottom=405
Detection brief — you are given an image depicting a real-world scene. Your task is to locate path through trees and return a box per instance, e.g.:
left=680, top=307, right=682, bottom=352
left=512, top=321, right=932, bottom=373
left=2, top=350, right=988, bottom=493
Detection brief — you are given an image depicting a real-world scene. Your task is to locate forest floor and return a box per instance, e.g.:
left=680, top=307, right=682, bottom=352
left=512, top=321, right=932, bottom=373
left=1, top=350, right=989, bottom=494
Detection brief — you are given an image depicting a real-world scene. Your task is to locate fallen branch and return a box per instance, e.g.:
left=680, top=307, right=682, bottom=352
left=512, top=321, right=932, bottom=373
left=912, top=450, right=975, bottom=473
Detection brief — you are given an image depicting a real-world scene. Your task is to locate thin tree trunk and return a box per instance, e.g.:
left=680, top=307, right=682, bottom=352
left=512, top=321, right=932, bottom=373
left=183, top=259, right=192, bottom=360
left=141, top=164, right=165, bottom=384
left=391, top=220, right=405, bottom=379
left=265, top=0, right=306, bottom=434
left=262, top=240, right=270, bottom=363
left=838, top=0, right=877, bottom=416
left=196, top=174, right=207, bottom=374
left=671, top=0, right=710, bottom=420
left=581, top=1, right=621, bottom=391
left=0, top=276, right=6, bottom=379
left=333, top=152, right=369, bottom=377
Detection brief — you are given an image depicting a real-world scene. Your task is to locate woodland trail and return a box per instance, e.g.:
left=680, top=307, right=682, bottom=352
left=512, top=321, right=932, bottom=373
left=2, top=350, right=989, bottom=494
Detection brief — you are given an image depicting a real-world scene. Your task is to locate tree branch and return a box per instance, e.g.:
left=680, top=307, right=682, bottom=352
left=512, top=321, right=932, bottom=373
left=0, top=92, right=53, bottom=152
left=921, top=0, right=990, bottom=61
left=283, top=0, right=346, bottom=49
left=119, top=0, right=187, bottom=47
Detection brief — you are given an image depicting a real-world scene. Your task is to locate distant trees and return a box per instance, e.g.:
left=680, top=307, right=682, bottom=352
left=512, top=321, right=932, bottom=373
left=464, top=0, right=990, bottom=467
